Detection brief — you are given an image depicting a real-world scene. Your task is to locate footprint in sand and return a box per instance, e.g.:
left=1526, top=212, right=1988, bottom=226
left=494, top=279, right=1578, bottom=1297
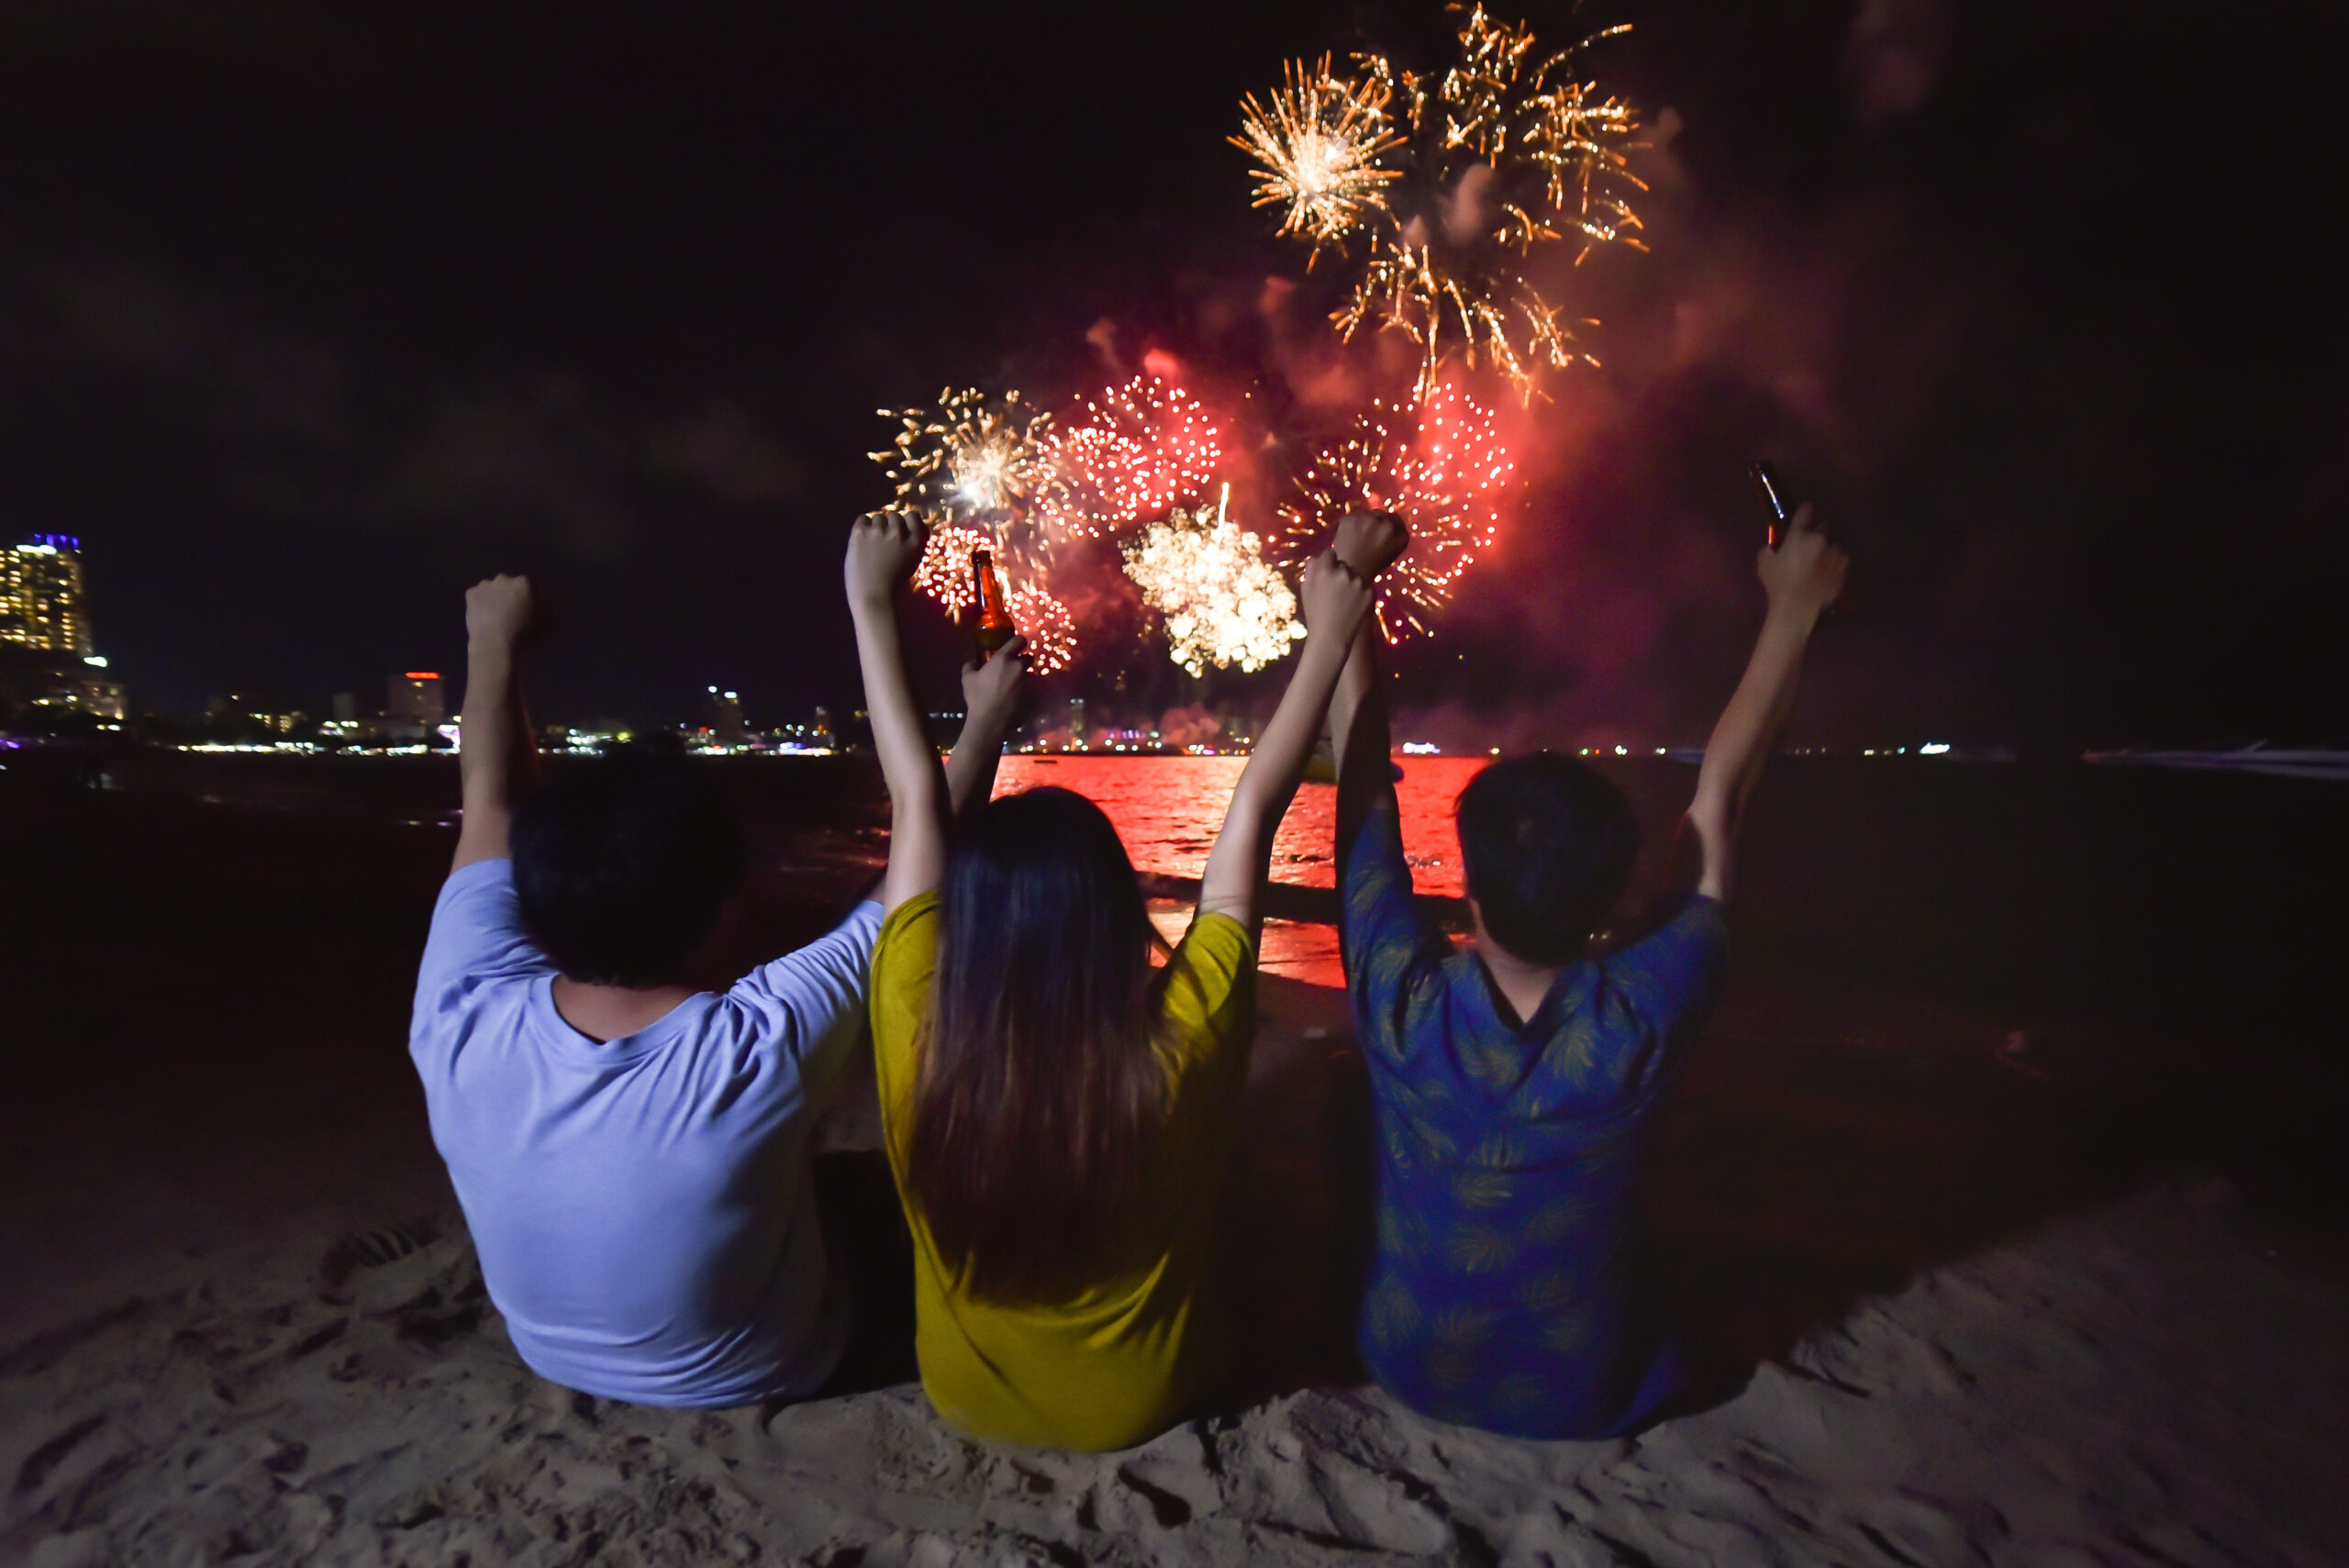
left=1308, top=1453, right=1453, bottom=1555
left=1842, top=1492, right=1999, bottom=1566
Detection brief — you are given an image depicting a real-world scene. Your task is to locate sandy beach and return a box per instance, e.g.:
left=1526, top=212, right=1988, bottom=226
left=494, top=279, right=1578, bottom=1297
left=5, top=759, right=2346, bottom=1566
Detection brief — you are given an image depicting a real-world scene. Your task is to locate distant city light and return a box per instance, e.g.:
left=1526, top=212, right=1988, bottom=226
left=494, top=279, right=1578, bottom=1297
left=1920, top=741, right=1952, bottom=755
left=1614, top=745, right=1627, bottom=756
left=83, top=654, right=108, bottom=668
left=404, top=671, right=440, bottom=681
left=1399, top=741, right=1441, bottom=755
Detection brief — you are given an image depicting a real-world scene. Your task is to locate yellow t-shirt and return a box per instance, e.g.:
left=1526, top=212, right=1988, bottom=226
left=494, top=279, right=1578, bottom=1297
left=868, top=891, right=1255, bottom=1451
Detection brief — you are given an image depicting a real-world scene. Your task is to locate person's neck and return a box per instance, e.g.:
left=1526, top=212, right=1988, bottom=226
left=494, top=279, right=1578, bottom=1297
left=550, top=974, right=697, bottom=1043
left=1471, top=936, right=1564, bottom=1029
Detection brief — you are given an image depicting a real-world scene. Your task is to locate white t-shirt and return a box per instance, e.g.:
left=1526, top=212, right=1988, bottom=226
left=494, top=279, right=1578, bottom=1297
left=409, top=859, right=881, bottom=1407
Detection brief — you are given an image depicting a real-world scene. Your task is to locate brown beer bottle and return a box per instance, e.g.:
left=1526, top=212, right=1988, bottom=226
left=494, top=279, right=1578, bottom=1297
left=972, top=549, right=1017, bottom=662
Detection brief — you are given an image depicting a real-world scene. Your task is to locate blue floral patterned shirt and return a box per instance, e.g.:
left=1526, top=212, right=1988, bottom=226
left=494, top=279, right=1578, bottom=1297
left=1340, top=790, right=1728, bottom=1439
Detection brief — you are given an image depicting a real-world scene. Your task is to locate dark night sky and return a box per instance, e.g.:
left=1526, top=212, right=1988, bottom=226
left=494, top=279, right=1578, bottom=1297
left=2, top=0, right=2343, bottom=748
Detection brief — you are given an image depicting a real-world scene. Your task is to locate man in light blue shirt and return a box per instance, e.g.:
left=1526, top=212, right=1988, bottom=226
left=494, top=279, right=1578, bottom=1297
left=412, top=573, right=1021, bottom=1407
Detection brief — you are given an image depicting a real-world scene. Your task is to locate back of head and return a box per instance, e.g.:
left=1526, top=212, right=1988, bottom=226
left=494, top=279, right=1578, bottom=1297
left=1455, top=752, right=1640, bottom=967
left=910, top=785, right=1163, bottom=1305
left=512, top=741, right=746, bottom=986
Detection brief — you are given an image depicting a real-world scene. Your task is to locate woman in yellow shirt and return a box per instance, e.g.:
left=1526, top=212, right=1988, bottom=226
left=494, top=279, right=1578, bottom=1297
left=842, top=507, right=1400, bottom=1451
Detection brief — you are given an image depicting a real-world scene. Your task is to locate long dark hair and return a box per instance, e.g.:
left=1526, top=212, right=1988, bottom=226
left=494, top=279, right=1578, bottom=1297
left=906, top=786, right=1171, bottom=1305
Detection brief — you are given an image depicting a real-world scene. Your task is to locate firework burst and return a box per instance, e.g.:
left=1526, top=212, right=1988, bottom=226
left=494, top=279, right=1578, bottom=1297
left=1336, top=239, right=1593, bottom=403
left=910, top=524, right=998, bottom=618
left=1039, top=374, right=1228, bottom=539
left=1275, top=383, right=1514, bottom=639
left=870, top=388, right=1070, bottom=570
left=1230, top=55, right=1405, bottom=262
left=1008, top=584, right=1078, bottom=674
left=1122, top=487, right=1306, bottom=677
left=1241, top=6, right=1645, bottom=401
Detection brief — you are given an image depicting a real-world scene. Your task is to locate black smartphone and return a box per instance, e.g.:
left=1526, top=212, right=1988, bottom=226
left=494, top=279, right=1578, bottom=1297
left=1750, top=459, right=1847, bottom=614
left=1751, top=459, right=1797, bottom=550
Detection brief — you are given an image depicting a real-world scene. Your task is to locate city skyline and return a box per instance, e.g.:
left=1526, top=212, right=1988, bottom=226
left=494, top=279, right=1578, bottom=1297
left=0, top=524, right=2302, bottom=763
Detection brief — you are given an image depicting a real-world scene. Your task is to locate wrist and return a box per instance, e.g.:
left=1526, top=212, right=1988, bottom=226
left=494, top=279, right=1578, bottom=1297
left=1761, top=597, right=1822, bottom=634
left=467, top=634, right=518, bottom=663
left=848, top=588, right=897, bottom=621
left=1302, top=625, right=1358, bottom=667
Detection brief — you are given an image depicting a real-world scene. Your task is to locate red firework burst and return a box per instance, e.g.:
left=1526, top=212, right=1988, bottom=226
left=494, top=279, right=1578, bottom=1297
left=1040, top=375, right=1227, bottom=539
left=911, top=525, right=998, bottom=617
left=1008, top=584, right=1077, bottom=673
left=1275, top=382, right=1515, bottom=639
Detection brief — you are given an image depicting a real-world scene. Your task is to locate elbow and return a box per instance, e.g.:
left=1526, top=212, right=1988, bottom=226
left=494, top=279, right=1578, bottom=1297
left=1686, top=789, right=1732, bottom=851
left=889, top=763, right=946, bottom=824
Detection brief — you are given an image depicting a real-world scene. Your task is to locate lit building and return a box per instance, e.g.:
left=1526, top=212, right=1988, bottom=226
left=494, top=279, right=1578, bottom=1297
left=69, top=667, right=127, bottom=721
left=0, top=535, right=128, bottom=723
left=704, top=686, right=748, bottom=747
left=206, top=694, right=306, bottom=734
left=388, top=672, right=445, bottom=726
left=1, top=534, right=95, bottom=655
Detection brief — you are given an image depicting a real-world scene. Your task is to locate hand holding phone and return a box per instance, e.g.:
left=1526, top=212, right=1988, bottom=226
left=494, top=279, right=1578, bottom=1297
left=1751, top=460, right=1849, bottom=616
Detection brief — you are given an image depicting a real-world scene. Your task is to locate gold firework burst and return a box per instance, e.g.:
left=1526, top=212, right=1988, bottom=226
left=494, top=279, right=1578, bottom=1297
left=1230, top=55, right=1405, bottom=262
left=1122, top=486, right=1306, bottom=676
left=1242, top=6, right=1645, bottom=401
left=869, top=388, right=1070, bottom=571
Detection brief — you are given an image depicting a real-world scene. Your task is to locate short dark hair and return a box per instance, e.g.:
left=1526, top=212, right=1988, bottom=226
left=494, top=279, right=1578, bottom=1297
left=1455, top=753, right=1640, bottom=966
left=511, top=746, right=746, bottom=986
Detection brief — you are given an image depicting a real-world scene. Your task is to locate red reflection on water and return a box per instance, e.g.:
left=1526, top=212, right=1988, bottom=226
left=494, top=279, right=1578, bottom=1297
left=993, top=755, right=1483, bottom=986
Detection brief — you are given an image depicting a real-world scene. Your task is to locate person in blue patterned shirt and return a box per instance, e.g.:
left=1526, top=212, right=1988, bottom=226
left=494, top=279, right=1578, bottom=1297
left=1328, top=506, right=1849, bottom=1439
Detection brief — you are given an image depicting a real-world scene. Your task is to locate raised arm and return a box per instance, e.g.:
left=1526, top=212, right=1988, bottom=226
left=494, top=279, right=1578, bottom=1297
left=942, top=644, right=1029, bottom=825
left=452, top=574, right=539, bottom=873
left=1197, top=550, right=1378, bottom=937
left=1685, top=503, right=1848, bottom=904
left=1328, top=514, right=1409, bottom=860
left=846, top=511, right=950, bottom=913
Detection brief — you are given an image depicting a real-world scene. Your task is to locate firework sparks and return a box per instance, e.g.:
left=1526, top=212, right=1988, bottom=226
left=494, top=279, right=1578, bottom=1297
left=1241, top=6, right=1644, bottom=401
left=1122, top=486, right=1306, bottom=677
left=1008, top=584, right=1077, bottom=674
left=1230, top=55, right=1404, bottom=261
left=910, top=524, right=998, bottom=618
left=869, top=388, right=1069, bottom=570
left=1523, top=68, right=1644, bottom=250
left=1275, top=384, right=1514, bottom=639
left=1337, top=239, right=1594, bottom=403
left=1040, top=375, right=1227, bottom=539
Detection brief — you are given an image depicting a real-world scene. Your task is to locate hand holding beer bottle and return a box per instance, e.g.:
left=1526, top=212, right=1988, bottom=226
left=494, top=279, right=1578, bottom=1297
left=972, top=549, right=1018, bottom=662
